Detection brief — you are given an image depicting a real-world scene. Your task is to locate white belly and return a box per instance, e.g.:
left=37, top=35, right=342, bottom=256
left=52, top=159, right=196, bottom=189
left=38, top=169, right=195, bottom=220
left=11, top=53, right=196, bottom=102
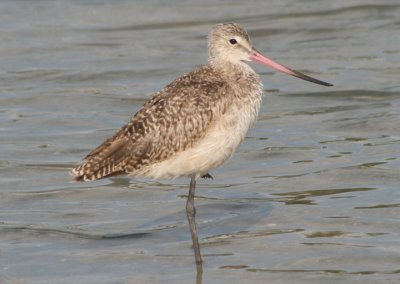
left=139, top=95, right=262, bottom=179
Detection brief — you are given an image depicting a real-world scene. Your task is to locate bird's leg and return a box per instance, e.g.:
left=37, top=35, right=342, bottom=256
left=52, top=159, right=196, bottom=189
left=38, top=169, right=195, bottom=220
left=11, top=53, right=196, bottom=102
left=186, top=176, right=203, bottom=267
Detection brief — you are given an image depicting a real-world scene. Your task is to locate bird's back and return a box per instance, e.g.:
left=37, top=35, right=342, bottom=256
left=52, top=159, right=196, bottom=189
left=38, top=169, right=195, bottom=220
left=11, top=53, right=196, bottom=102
left=71, top=65, right=233, bottom=181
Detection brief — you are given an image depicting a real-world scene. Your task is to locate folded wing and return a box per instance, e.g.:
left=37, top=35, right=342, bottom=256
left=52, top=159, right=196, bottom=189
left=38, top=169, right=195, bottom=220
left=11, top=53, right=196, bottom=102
left=71, top=66, right=230, bottom=181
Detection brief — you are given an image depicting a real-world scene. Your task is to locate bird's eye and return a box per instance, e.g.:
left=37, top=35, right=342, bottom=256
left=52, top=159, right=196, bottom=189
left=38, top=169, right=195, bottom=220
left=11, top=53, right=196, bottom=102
left=229, top=38, right=237, bottom=45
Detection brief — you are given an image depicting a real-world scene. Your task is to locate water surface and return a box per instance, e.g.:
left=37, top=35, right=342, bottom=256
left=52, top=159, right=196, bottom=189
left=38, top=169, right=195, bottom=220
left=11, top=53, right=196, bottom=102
left=1, top=1, right=400, bottom=283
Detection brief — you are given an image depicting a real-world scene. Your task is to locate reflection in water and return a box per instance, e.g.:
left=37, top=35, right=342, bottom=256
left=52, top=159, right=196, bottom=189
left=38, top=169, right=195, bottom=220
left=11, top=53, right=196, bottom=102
left=195, top=262, right=203, bottom=284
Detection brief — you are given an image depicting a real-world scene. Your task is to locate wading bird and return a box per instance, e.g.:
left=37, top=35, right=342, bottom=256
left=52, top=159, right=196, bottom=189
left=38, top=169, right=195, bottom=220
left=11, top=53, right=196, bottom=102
left=71, top=23, right=332, bottom=266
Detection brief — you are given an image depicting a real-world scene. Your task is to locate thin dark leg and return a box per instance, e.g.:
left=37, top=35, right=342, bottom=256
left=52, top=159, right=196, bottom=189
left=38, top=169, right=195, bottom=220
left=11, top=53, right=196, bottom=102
left=186, top=176, right=203, bottom=267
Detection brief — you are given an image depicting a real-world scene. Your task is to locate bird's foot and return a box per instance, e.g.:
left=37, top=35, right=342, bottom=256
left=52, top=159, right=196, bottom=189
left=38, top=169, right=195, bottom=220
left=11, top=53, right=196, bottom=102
left=201, top=173, right=213, bottom=179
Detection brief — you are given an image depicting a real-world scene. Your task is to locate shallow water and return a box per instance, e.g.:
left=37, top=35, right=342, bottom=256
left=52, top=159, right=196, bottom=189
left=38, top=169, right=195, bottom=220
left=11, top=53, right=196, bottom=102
left=1, top=0, right=400, bottom=283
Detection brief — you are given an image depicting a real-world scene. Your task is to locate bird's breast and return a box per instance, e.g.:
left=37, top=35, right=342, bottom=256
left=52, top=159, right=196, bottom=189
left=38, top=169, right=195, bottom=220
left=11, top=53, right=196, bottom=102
left=139, top=85, right=263, bottom=180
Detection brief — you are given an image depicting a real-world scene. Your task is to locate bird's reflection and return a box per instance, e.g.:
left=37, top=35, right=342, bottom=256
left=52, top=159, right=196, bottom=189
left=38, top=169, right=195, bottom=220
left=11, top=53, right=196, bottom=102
left=195, top=262, right=203, bottom=284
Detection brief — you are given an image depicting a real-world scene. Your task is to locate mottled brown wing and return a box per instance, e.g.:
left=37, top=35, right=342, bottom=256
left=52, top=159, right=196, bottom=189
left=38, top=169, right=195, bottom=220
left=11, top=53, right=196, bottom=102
left=71, top=66, right=230, bottom=181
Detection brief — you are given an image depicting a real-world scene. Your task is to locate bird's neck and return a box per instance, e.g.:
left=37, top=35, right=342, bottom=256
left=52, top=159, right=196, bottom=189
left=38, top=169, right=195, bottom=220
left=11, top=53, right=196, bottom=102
left=209, top=58, right=256, bottom=79
left=209, top=58, right=262, bottom=90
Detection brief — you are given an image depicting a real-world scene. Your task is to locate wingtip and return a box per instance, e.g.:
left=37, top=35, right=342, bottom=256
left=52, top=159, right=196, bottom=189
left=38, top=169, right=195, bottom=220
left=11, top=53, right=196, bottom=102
left=69, top=167, right=85, bottom=182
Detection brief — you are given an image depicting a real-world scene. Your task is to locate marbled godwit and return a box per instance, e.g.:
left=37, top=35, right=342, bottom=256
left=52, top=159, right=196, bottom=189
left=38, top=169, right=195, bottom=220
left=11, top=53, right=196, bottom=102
left=71, top=23, right=332, bottom=265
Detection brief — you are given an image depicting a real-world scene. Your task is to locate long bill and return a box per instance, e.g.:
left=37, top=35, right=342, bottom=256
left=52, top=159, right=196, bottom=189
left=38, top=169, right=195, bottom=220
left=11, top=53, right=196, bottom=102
left=249, top=48, right=333, bottom=87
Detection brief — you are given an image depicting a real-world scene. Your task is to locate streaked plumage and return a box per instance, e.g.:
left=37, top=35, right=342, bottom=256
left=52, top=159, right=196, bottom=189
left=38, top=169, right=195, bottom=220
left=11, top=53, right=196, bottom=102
left=71, top=23, right=263, bottom=182
left=71, top=23, right=332, bottom=265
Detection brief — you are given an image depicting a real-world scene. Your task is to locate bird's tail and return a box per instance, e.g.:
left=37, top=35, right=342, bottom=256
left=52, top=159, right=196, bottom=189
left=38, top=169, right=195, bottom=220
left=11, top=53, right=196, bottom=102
left=70, top=159, right=125, bottom=182
left=71, top=131, right=132, bottom=182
